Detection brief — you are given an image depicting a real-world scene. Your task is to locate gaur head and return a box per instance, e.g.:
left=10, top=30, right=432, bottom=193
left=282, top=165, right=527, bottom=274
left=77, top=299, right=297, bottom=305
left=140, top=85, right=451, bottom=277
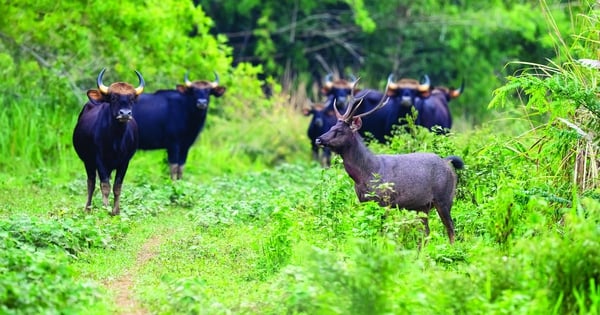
left=303, top=102, right=336, bottom=128
left=386, top=74, right=430, bottom=107
left=177, top=71, right=226, bottom=110
left=87, top=68, right=145, bottom=123
left=431, top=79, right=465, bottom=102
left=321, top=73, right=359, bottom=106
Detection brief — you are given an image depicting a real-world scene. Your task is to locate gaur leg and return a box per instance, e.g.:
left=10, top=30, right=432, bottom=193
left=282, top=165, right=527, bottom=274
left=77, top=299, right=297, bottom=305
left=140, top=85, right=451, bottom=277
left=169, top=164, right=179, bottom=180
left=321, top=148, right=332, bottom=168
left=433, top=201, right=455, bottom=244
left=176, top=147, right=192, bottom=180
left=177, top=165, right=184, bottom=180
left=311, top=143, right=319, bottom=162
left=96, top=161, right=112, bottom=209
left=100, top=182, right=111, bottom=208
left=83, top=163, right=97, bottom=211
left=111, top=163, right=130, bottom=216
left=111, top=182, right=121, bottom=216
left=167, top=144, right=181, bottom=180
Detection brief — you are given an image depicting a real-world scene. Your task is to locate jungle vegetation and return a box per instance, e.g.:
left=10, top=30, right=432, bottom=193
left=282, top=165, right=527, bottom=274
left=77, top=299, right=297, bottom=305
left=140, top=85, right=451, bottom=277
left=0, top=0, right=599, bottom=314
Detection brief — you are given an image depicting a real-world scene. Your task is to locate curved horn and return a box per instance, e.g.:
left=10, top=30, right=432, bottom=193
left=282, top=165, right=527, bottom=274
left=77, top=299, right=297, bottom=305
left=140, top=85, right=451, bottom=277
left=134, top=70, right=145, bottom=95
left=184, top=71, right=192, bottom=87
left=212, top=71, right=220, bottom=87
left=97, top=68, right=109, bottom=94
left=323, top=72, right=333, bottom=89
left=450, top=78, right=464, bottom=98
left=419, top=74, right=431, bottom=92
left=387, top=73, right=398, bottom=89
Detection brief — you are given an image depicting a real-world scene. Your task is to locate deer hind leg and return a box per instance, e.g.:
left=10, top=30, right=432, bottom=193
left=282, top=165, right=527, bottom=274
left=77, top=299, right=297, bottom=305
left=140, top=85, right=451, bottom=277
left=421, top=214, right=430, bottom=237
left=418, top=210, right=431, bottom=248
left=378, top=207, right=392, bottom=235
left=433, top=200, right=455, bottom=244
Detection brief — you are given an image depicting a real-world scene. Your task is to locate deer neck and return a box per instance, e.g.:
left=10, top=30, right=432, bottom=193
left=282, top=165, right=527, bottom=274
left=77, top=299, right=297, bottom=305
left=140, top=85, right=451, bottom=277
left=339, top=133, right=379, bottom=184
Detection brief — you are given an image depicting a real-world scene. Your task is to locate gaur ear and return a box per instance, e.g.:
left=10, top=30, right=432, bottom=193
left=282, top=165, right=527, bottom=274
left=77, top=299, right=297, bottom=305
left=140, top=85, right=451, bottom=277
left=385, top=87, right=396, bottom=97
left=87, top=89, right=105, bottom=105
left=211, top=86, right=226, bottom=97
left=351, top=117, right=362, bottom=131
left=302, top=107, right=312, bottom=116
left=176, top=85, right=187, bottom=93
left=420, top=90, right=431, bottom=98
left=449, top=89, right=461, bottom=98
left=321, top=86, right=330, bottom=94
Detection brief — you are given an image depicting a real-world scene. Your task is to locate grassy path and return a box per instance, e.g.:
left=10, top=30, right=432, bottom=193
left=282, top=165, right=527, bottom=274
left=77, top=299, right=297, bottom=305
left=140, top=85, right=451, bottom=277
left=105, top=233, right=162, bottom=315
left=73, top=208, right=195, bottom=314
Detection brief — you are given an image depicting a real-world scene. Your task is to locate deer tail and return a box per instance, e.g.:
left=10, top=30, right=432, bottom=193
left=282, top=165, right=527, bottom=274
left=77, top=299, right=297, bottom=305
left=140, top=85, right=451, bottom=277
left=445, top=155, right=464, bottom=170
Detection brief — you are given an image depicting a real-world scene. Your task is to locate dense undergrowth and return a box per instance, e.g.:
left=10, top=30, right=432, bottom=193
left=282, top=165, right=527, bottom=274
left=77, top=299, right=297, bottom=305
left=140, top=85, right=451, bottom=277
left=2, top=1, right=600, bottom=314
left=1, top=111, right=599, bottom=314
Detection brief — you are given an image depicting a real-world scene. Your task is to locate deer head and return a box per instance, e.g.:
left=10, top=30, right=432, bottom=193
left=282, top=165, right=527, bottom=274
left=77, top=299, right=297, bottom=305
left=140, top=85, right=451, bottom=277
left=315, top=77, right=391, bottom=152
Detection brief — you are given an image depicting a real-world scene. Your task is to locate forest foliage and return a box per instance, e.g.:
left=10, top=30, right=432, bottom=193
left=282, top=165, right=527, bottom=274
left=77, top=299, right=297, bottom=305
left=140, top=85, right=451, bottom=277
left=0, top=0, right=588, bottom=175
left=1, top=0, right=600, bottom=314
left=197, top=0, right=580, bottom=121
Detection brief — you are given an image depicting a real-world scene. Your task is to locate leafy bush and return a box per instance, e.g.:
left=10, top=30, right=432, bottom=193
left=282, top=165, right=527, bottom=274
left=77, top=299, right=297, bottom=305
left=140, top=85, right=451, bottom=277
left=0, top=215, right=118, bottom=256
left=0, top=239, right=101, bottom=314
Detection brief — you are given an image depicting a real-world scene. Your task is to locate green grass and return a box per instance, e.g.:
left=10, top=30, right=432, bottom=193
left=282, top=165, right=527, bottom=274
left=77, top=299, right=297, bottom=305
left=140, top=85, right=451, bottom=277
left=3, top=1, right=600, bottom=314
left=1, top=64, right=600, bottom=314
left=1, top=103, right=599, bottom=314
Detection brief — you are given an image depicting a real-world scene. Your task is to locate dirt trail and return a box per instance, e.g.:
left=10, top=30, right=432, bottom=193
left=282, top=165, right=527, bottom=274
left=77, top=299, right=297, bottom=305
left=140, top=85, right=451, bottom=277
left=106, top=234, right=163, bottom=315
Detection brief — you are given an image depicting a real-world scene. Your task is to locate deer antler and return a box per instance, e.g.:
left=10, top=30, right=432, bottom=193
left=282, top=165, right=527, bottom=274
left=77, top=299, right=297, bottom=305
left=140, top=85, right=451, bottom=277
left=333, top=76, right=391, bottom=123
left=351, top=75, right=392, bottom=119
left=333, top=79, right=367, bottom=121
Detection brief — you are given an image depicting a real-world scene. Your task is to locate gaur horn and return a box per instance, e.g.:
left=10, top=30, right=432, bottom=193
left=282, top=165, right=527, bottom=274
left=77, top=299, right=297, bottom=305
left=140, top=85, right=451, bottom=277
left=419, top=74, right=431, bottom=92
left=457, top=78, right=465, bottom=94
left=97, top=68, right=109, bottom=94
left=450, top=78, right=465, bottom=98
left=324, top=73, right=333, bottom=88
left=134, top=70, right=145, bottom=95
left=387, top=73, right=398, bottom=89
left=212, top=71, right=220, bottom=88
left=184, top=71, right=193, bottom=87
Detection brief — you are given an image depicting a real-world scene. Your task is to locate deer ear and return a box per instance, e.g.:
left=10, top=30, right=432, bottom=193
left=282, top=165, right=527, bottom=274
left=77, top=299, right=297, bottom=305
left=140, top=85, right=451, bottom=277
left=351, top=117, right=362, bottom=131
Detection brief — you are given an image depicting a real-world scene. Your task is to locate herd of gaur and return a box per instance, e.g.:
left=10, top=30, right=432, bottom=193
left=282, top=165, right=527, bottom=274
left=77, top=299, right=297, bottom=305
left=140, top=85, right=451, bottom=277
left=73, top=69, right=464, bottom=243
